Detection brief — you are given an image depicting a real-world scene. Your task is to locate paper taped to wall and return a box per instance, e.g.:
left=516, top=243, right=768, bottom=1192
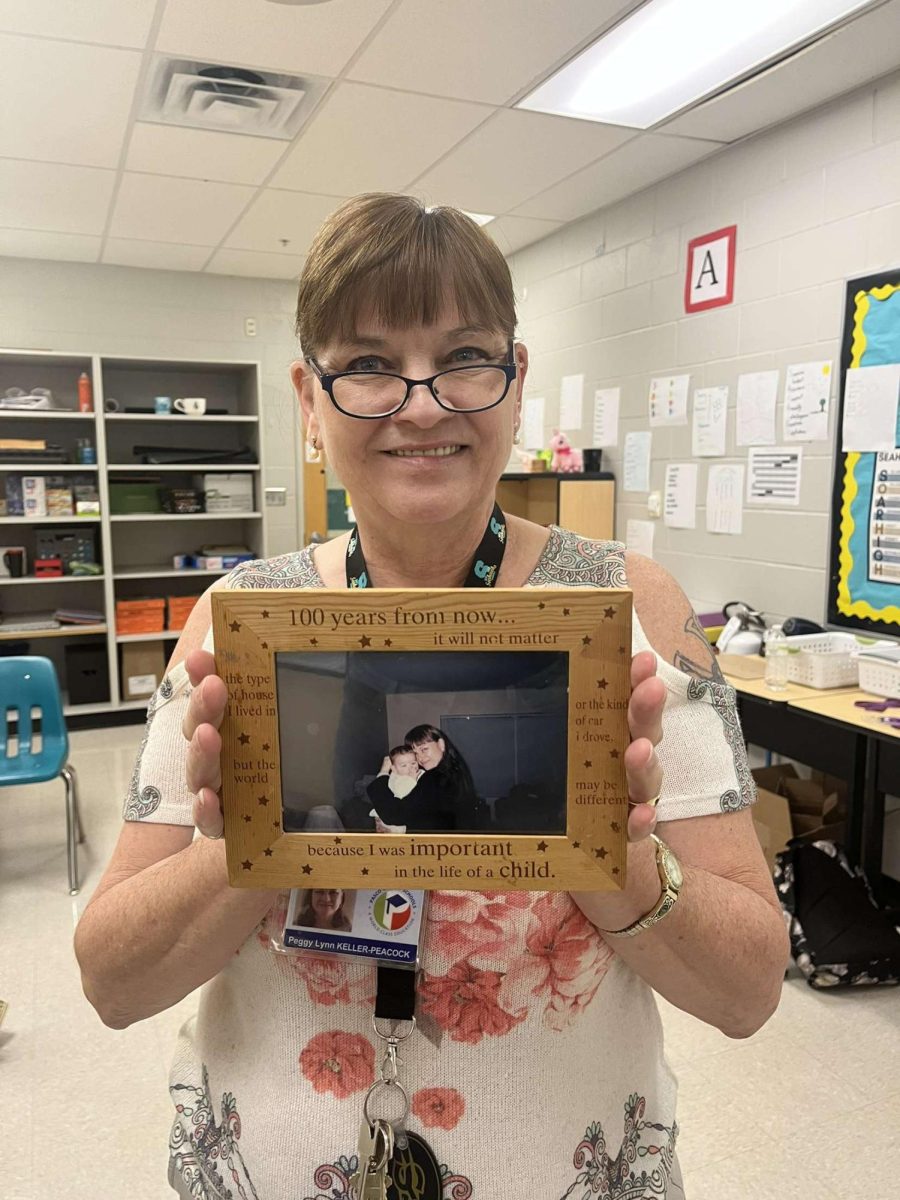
left=747, top=446, right=803, bottom=506
left=736, top=371, right=778, bottom=446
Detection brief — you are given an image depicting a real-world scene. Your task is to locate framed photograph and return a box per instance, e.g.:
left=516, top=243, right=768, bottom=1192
left=212, top=587, right=632, bottom=892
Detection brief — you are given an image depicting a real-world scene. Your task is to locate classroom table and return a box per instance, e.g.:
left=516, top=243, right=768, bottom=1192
left=721, top=658, right=900, bottom=905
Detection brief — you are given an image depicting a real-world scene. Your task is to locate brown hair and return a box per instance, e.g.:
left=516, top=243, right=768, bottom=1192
left=295, top=193, right=516, bottom=357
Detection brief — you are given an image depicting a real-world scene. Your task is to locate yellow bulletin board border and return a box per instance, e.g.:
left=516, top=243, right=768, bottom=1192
left=835, top=279, right=900, bottom=626
left=212, top=587, right=632, bottom=893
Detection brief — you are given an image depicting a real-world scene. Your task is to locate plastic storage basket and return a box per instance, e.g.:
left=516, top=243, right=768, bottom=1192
left=857, top=647, right=900, bottom=699
left=784, top=632, right=861, bottom=689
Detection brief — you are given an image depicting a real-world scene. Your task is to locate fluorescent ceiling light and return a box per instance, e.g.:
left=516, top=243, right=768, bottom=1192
left=518, top=0, right=878, bottom=129
left=463, top=211, right=496, bottom=226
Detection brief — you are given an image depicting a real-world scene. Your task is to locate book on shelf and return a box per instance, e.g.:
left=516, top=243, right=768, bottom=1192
left=0, top=612, right=60, bottom=632
left=53, top=608, right=105, bottom=625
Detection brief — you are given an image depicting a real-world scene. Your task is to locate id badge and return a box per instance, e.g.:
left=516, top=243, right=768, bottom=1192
left=271, top=886, right=427, bottom=969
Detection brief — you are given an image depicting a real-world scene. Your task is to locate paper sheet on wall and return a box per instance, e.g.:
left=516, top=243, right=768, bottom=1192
left=592, top=387, right=620, bottom=447
left=747, top=446, right=803, bottom=506
left=664, top=463, right=697, bottom=528
left=559, top=374, right=584, bottom=432
left=692, top=386, right=728, bottom=456
left=736, top=371, right=778, bottom=445
left=783, top=361, right=832, bottom=441
left=706, top=464, right=745, bottom=534
left=649, top=375, right=690, bottom=426
left=623, top=431, right=652, bottom=492
left=842, top=364, right=900, bottom=451
left=522, top=397, right=545, bottom=450
left=625, top=519, right=655, bottom=558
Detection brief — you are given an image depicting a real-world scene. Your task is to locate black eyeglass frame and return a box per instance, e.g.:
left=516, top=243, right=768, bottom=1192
left=306, top=340, right=518, bottom=419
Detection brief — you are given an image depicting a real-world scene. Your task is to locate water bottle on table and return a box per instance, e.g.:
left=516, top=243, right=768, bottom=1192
left=764, top=623, right=789, bottom=691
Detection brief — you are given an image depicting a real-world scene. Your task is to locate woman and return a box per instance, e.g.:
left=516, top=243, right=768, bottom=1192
left=367, top=724, right=479, bottom=832
left=296, top=888, right=352, bottom=933
left=75, top=194, right=788, bottom=1199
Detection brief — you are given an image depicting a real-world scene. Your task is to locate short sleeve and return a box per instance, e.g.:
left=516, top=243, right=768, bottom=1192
left=122, top=661, right=195, bottom=824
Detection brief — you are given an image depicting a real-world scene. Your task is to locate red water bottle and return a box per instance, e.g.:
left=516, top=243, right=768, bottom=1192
left=78, top=372, right=92, bottom=412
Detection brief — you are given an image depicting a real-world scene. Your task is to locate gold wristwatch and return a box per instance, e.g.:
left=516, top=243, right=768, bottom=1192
left=601, top=834, right=684, bottom=938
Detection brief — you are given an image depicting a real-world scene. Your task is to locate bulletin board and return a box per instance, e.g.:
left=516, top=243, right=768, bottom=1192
left=828, top=269, right=900, bottom=636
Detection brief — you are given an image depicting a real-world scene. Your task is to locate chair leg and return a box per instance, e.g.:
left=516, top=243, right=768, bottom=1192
left=67, top=763, right=86, bottom=844
left=61, top=765, right=80, bottom=895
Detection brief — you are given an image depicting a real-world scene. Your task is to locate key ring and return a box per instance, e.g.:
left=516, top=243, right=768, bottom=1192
left=364, top=1014, right=415, bottom=1129
left=363, top=1078, right=411, bottom=1129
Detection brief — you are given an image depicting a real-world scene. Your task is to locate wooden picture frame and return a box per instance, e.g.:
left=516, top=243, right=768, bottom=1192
left=212, top=587, right=632, bottom=892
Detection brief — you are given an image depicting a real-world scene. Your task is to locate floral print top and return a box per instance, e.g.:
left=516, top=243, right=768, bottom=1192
left=126, top=529, right=754, bottom=1199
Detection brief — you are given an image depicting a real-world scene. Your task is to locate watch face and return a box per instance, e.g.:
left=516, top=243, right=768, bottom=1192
left=664, top=847, right=684, bottom=889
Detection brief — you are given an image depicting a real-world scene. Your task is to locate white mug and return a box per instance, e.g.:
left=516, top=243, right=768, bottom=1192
left=174, top=397, right=207, bottom=415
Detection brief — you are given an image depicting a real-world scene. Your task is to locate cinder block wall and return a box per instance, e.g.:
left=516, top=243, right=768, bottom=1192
left=509, top=70, right=900, bottom=623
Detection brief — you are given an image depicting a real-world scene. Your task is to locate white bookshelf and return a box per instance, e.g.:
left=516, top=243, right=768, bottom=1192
left=1, top=348, right=266, bottom=718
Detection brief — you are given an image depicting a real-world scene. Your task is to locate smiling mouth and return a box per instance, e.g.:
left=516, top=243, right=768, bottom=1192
left=387, top=445, right=463, bottom=458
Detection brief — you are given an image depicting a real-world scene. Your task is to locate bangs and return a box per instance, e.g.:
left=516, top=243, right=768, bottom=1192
left=296, top=195, right=516, bottom=356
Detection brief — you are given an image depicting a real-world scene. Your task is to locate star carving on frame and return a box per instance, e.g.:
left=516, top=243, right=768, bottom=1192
left=302, top=864, right=312, bottom=876
left=582, top=635, right=592, bottom=646
left=610, top=748, right=620, bottom=759
left=612, top=866, right=620, bottom=876
left=272, top=820, right=280, bottom=828
left=263, top=847, right=273, bottom=857
left=242, top=814, right=252, bottom=823
left=562, top=607, right=571, bottom=616
left=596, top=678, right=608, bottom=690
left=611, top=821, right=621, bottom=833
left=584, top=759, right=592, bottom=768
left=358, top=635, right=372, bottom=648
left=384, top=638, right=393, bottom=647
left=310, top=637, right=318, bottom=646
left=333, top=836, right=342, bottom=845
left=536, top=840, right=548, bottom=852
left=572, top=840, right=581, bottom=849
left=604, top=606, right=616, bottom=620
left=537, top=601, right=546, bottom=609
left=257, top=795, right=268, bottom=807
left=238, top=732, right=250, bottom=746
left=230, top=620, right=241, bottom=633
left=262, top=742, right=270, bottom=752
left=241, top=859, right=253, bottom=871
left=361, top=867, right=369, bottom=876
left=594, top=846, right=608, bottom=860
left=261, top=609, right=270, bottom=619
left=618, top=645, right=626, bottom=655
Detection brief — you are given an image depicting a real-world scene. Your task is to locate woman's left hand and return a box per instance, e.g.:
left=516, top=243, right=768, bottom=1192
left=625, top=650, right=666, bottom=843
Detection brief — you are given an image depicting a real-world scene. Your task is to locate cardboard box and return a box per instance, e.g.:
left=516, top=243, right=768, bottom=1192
left=750, top=764, right=847, bottom=870
left=194, top=472, right=254, bottom=512
left=752, top=786, right=794, bottom=873
left=120, top=643, right=166, bottom=700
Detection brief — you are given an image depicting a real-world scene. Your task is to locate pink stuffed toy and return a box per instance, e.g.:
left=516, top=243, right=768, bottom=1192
left=549, top=429, right=583, bottom=473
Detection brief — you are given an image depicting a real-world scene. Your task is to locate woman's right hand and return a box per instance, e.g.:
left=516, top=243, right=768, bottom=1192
left=184, top=649, right=229, bottom=838
left=379, top=755, right=392, bottom=774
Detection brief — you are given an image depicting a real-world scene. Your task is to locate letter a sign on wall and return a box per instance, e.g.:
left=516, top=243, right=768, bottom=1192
left=684, top=225, right=737, bottom=314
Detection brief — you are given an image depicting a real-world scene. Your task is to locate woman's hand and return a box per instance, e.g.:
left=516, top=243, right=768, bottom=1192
left=379, top=755, right=392, bottom=775
left=183, top=649, right=229, bottom=839
left=625, top=650, right=665, bottom=843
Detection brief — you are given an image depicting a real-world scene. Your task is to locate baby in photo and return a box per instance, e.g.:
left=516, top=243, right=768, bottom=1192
left=368, top=745, right=421, bottom=833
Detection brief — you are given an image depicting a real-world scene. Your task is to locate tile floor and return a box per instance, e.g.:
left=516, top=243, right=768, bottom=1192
left=1, top=723, right=898, bottom=1199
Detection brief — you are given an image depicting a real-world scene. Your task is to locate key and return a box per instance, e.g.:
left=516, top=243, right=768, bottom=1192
left=349, top=1119, right=393, bottom=1200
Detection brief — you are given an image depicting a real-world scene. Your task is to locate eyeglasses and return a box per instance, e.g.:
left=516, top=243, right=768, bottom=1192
left=307, top=341, right=517, bottom=419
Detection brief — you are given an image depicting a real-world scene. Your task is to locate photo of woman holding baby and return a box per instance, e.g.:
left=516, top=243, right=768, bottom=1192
left=366, top=723, right=479, bottom=833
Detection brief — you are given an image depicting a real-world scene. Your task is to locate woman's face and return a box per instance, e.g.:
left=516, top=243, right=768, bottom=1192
left=295, top=308, right=527, bottom=529
left=413, top=737, right=445, bottom=771
left=311, top=889, right=342, bottom=922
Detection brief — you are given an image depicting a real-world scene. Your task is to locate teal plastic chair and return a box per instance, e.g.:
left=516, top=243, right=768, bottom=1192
left=0, top=656, right=84, bottom=894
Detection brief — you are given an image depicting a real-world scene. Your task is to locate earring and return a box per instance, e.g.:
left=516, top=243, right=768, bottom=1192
left=306, top=434, right=321, bottom=463
left=513, top=429, right=521, bottom=445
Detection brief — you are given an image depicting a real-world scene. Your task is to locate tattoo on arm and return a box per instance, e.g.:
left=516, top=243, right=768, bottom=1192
left=673, top=612, right=726, bottom=684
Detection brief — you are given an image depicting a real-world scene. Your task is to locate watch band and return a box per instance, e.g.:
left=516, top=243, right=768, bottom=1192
left=600, top=834, right=682, bottom=939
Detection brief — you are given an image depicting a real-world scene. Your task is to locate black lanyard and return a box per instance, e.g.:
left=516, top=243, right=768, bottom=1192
left=345, top=502, right=507, bottom=590
left=346, top=503, right=507, bottom=1021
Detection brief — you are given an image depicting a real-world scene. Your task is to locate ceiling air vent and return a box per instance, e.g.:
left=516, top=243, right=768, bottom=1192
left=141, top=56, right=326, bottom=139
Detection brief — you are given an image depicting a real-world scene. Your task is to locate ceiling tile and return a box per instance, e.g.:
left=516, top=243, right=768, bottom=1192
left=661, top=1, right=900, bottom=143
left=223, top=189, right=343, bottom=254
left=271, top=82, right=490, bottom=195
left=103, top=239, right=213, bottom=271
left=0, top=160, right=115, bottom=234
left=156, top=0, right=392, bottom=77
left=206, top=247, right=306, bottom=280
left=487, top=215, right=563, bottom=255
left=412, top=108, right=634, bottom=215
left=0, top=228, right=101, bottom=262
left=513, top=134, right=722, bottom=222
left=126, top=123, right=286, bottom=185
left=0, top=0, right=156, bottom=47
left=350, top=0, right=631, bottom=105
left=0, top=35, right=141, bottom=168
left=109, top=174, right=257, bottom=244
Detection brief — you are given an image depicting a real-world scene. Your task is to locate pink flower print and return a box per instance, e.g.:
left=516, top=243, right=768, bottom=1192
left=499, top=893, right=614, bottom=1030
left=419, top=960, right=526, bottom=1045
left=412, top=1087, right=466, bottom=1131
left=299, top=1031, right=375, bottom=1099
left=423, top=890, right=534, bottom=975
left=291, top=955, right=375, bottom=1008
